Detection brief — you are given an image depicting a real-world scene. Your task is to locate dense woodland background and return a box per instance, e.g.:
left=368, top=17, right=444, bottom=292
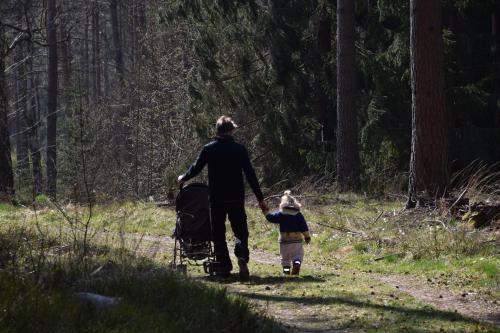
left=0, top=0, right=499, bottom=203
left=1, top=3, right=499, bottom=332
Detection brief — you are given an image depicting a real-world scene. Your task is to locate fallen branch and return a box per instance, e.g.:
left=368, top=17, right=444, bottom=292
left=309, top=220, right=365, bottom=237
left=373, top=211, right=384, bottom=224
left=374, top=253, right=404, bottom=261
left=448, top=188, right=468, bottom=213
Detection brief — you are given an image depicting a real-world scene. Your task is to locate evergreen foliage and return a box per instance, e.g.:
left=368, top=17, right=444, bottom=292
left=1, top=0, right=498, bottom=199
left=166, top=0, right=499, bottom=193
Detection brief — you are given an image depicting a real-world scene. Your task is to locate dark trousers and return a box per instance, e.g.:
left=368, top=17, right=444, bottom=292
left=210, top=202, right=249, bottom=271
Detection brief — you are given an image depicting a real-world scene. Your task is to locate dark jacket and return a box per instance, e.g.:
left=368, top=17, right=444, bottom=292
left=265, top=211, right=311, bottom=243
left=182, top=136, right=264, bottom=204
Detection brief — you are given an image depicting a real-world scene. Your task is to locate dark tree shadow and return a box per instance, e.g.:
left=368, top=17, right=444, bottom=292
left=234, top=291, right=484, bottom=326
left=198, top=273, right=328, bottom=285
left=246, top=274, right=327, bottom=285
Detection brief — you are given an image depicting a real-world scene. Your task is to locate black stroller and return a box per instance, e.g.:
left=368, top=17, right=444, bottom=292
left=172, top=183, right=218, bottom=275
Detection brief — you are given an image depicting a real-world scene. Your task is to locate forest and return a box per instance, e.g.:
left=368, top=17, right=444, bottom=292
left=0, top=1, right=499, bottom=332
left=0, top=0, right=498, bottom=202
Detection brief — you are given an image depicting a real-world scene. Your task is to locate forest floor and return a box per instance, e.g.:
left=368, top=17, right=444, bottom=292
left=1, top=197, right=499, bottom=332
left=120, top=228, right=500, bottom=332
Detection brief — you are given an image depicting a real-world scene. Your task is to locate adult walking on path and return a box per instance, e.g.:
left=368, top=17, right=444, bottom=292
left=178, top=116, right=268, bottom=280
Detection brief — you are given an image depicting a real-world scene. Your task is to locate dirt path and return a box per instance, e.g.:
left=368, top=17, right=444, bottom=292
left=97, top=231, right=500, bottom=331
left=375, top=274, right=500, bottom=327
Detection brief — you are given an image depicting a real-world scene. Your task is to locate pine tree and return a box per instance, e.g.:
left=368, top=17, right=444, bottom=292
left=407, top=0, right=448, bottom=208
left=336, top=0, right=360, bottom=191
left=46, top=0, right=58, bottom=198
left=0, top=23, right=14, bottom=197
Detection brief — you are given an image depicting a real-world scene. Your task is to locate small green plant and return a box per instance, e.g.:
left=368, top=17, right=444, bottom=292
left=353, top=242, right=369, bottom=253
left=383, top=254, right=401, bottom=263
left=35, top=194, right=50, bottom=205
left=477, top=261, right=499, bottom=279
left=0, top=203, right=16, bottom=212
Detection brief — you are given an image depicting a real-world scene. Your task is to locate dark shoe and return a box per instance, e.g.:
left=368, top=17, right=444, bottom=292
left=292, top=260, right=301, bottom=275
left=238, top=258, right=250, bottom=281
left=282, top=266, right=291, bottom=275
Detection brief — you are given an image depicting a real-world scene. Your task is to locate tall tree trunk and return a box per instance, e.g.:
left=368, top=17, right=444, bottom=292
left=138, top=0, right=146, bottom=29
left=103, top=28, right=110, bottom=99
left=336, top=0, right=360, bottom=191
left=92, top=1, right=101, bottom=102
left=83, top=17, right=90, bottom=104
left=407, top=0, right=448, bottom=208
left=0, top=25, right=14, bottom=197
left=491, top=9, right=499, bottom=130
left=110, top=0, right=130, bottom=194
left=131, top=1, right=137, bottom=75
left=46, top=0, right=58, bottom=198
left=314, top=8, right=334, bottom=142
left=26, top=45, right=43, bottom=196
left=59, top=14, right=72, bottom=107
left=492, top=8, right=500, bottom=162
left=14, top=40, right=29, bottom=185
left=110, top=0, right=124, bottom=86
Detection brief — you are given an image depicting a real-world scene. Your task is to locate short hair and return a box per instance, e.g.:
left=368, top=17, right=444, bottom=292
left=216, top=116, right=238, bottom=135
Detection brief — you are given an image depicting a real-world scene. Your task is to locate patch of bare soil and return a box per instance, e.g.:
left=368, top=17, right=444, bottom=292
left=375, top=274, right=500, bottom=327
left=255, top=301, right=352, bottom=333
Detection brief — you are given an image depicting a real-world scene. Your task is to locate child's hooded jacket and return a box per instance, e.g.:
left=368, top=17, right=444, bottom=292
left=265, top=210, right=310, bottom=243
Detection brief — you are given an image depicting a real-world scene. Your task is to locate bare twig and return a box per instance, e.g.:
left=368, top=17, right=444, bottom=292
left=448, top=188, right=468, bottom=213
left=373, top=211, right=384, bottom=224
left=374, top=253, right=404, bottom=261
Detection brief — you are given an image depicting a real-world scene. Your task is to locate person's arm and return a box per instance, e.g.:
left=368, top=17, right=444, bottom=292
left=180, top=147, right=208, bottom=182
left=298, top=213, right=311, bottom=243
left=265, top=212, right=280, bottom=224
left=241, top=146, right=264, bottom=201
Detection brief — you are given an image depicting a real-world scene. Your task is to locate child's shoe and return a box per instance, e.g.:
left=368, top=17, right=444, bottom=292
left=291, top=260, right=301, bottom=275
left=282, top=266, right=291, bottom=275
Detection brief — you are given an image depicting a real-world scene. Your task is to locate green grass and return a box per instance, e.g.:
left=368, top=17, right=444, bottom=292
left=0, top=202, right=19, bottom=212
left=0, top=205, right=283, bottom=333
left=477, top=261, right=499, bottom=278
left=344, top=254, right=500, bottom=294
left=2, top=198, right=497, bottom=293
left=185, top=261, right=499, bottom=332
left=0, top=268, right=282, bottom=333
left=1, top=197, right=498, bottom=332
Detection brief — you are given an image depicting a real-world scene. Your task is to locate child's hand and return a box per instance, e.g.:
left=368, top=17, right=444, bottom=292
left=258, top=200, right=269, bottom=214
left=304, top=237, right=311, bottom=244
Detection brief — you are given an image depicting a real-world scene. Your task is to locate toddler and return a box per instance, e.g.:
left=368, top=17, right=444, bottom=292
left=264, top=190, right=311, bottom=275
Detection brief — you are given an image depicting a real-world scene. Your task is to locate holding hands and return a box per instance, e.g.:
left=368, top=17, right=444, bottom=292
left=258, top=200, right=269, bottom=214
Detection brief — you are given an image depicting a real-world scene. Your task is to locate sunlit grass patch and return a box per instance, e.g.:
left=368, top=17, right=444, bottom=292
left=475, top=260, right=499, bottom=279
left=0, top=202, right=19, bottom=212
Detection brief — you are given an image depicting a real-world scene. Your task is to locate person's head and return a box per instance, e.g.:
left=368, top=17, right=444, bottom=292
left=216, top=116, right=238, bottom=136
left=279, top=190, right=302, bottom=215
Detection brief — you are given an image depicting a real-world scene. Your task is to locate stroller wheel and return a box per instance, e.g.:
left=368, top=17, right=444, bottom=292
left=203, top=261, right=215, bottom=276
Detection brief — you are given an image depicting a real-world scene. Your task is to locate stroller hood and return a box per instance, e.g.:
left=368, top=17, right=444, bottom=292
left=175, top=183, right=211, bottom=241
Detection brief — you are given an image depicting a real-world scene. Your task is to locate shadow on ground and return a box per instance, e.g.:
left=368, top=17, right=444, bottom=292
left=235, top=290, right=483, bottom=326
left=198, top=274, right=327, bottom=285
